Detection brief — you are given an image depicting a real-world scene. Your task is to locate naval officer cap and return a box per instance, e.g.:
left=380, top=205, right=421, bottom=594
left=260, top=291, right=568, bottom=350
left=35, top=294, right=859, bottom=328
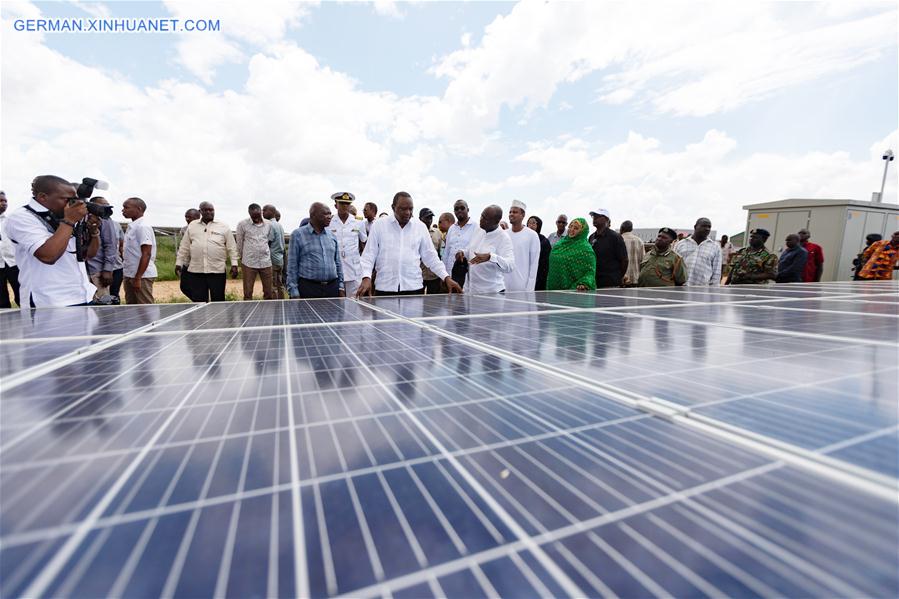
left=331, top=192, right=356, bottom=203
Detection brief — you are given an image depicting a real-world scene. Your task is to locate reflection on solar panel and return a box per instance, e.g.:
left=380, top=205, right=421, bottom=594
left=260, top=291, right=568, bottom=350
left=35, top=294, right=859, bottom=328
left=1, top=281, right=897, bottom=598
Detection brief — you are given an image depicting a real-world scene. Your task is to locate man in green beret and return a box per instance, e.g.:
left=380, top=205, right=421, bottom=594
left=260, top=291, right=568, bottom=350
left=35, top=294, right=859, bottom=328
left=726, top=228, right=777, bottom=284
left=638, top=227, right=687, bottom=287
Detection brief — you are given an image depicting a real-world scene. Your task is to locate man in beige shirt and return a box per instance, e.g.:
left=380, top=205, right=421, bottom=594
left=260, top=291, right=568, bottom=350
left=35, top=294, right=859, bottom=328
left=620, top=220, right=645, bottom=287
left=176, top=201, right=239, bottom=301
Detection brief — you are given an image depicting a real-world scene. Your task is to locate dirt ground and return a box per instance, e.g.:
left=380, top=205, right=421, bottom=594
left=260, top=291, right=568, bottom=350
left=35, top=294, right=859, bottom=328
left=151, top=279, right=284, bottom=303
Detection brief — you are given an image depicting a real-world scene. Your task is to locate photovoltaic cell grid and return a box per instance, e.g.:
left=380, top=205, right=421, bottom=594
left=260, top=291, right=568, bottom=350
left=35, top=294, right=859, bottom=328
left=0, top=281, right=896, bottom=598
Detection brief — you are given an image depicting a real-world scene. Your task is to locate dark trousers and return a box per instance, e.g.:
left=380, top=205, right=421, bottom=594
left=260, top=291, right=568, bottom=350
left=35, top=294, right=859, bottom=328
left=109, top=268, right=124, bottom=299
left=179, top=270, right=193, bottom=300
left=0, top=265, right=21, bottom=308
left=375, top=288, right=424, bottom=297
left=423, top=278, right=442, bottom=295
left=451, top=259, right=468, bottom=289
left=188, top=272, right=227, bottom=302
left=296, top=278, right=340, bottom=299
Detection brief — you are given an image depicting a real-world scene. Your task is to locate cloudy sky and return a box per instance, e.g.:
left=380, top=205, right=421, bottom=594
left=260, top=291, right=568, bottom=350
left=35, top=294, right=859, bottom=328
left=2, top=0, right=896, bottom=235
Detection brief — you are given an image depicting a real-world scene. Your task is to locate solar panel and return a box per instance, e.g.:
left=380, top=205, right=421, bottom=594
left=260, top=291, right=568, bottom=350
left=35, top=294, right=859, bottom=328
left=1, top=281, right=896, bottom=598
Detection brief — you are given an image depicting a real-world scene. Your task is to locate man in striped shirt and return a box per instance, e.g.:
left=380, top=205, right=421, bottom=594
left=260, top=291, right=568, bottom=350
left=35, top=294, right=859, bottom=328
left=674, top=217, right=721, bottom=286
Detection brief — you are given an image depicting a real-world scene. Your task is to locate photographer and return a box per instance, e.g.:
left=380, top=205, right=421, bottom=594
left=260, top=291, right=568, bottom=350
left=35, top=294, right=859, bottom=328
left=5, top=175, right=99, bottom=307
left=85, top=197, right=123, bottom=301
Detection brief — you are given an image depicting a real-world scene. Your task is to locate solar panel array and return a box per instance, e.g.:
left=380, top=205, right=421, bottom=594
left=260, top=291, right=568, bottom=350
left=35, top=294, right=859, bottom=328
left=1, top=281, right=897, bottom=598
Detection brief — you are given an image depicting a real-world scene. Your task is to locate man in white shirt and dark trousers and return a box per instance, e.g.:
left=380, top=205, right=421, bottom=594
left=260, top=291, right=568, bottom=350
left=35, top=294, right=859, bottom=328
left=0, top=191, right=22, bottom=308
left=329, top=192, right=367, bottom=298
left=464, top=205, right=515, bottom=294
left=4, top=175, right=99, bottom=307
left=674, top=217, right=721, bottom=286
left=443, top=199, right=477, bottom=289
left=357, top=192, right=463, bottom=297
left=121, top=197, right=157, bottom=304
left=503, top=199, right=540, bottom=292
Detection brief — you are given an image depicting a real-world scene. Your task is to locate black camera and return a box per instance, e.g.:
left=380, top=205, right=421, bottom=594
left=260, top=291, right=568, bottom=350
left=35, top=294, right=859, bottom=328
left=71, top=178, right=112, bottom=219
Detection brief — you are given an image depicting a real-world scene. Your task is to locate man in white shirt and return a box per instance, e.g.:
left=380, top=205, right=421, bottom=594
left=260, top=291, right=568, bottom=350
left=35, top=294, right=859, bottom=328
left=503, top=199, right=540, bottom=292
left=464, top=205, right=515, bottom=294
left=5, top=175, right=98, bottom=307
left=329, top=192, right=368, bottom=298
left=674, top=217, right=721, bottom=286
left=121, top=197, right=157, bottom=304
left=442, top=199, right=477, bottom=288
left=357, top=192, right=463, bottom=297
left=0, top=191, right=22, bottom=308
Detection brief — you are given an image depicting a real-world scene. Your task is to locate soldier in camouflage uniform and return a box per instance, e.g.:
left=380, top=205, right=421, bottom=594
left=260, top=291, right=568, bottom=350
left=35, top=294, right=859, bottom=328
left=638, top=227, right=687, bottom=287
left=726, top=228, right=777, bottom=284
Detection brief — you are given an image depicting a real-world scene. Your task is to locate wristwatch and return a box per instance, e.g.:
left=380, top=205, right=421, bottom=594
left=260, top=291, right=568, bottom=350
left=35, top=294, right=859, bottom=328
left=61, top=220, right=78, bottom=228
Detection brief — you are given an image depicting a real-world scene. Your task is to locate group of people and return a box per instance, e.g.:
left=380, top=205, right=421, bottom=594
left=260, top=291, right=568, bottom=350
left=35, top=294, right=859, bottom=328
left=1, top=177, right=158, bottom=308
left=2, top=175, right=898, bottom=308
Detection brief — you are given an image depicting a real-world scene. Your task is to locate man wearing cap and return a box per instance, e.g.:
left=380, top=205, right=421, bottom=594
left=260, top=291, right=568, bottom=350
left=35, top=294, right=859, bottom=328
left=357, top=192, right=462, bottom=297
left=674, top=217, right=721, bottom=286
left=726, top=229, right=777, bottom=285
left=443, top=199, right=477, bottom=288
left=418, top=208, right=444, bottom=294
left=329, top=192, right=367, bottom=298
left=638, top=228, right=687, bottom=287
left=503, top=199, right=539, bottom=292
left=464, top=205, right=515, bottom=294
left=589, top=209, right=628, bottom=288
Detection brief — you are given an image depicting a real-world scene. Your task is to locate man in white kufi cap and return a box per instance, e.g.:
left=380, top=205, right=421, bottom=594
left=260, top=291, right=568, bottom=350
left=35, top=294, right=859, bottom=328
left=503, top=199, right=540, bottom=292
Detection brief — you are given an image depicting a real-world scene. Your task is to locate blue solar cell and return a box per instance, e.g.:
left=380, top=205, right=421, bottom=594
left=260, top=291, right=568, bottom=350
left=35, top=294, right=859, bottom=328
left=1, top=281, right=896, bottom=597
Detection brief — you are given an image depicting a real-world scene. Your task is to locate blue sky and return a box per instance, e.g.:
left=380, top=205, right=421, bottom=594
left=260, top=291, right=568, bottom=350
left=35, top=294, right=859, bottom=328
left=3, top=0, right=897, bottom=234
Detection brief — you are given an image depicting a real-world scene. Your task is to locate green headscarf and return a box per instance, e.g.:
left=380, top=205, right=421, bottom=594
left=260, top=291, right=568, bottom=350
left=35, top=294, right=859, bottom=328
left=546, top=217, right=596, bottom=290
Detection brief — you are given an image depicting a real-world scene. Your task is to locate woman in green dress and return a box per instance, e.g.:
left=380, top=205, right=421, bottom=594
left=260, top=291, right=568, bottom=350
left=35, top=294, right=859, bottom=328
left=546, top=217, right=596, bottom=291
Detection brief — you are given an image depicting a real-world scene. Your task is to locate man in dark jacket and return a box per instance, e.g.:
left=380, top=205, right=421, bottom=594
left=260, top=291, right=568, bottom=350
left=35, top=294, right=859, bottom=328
left=776, top=234, right=808, bottom=283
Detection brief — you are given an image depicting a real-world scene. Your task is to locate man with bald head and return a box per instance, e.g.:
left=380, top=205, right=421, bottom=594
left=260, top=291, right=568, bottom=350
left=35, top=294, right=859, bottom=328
left=463, top=205, right=515, bottom=294
left=286, top=202, right=344, bottom=299
left=176, top=201, right=239, bottom=301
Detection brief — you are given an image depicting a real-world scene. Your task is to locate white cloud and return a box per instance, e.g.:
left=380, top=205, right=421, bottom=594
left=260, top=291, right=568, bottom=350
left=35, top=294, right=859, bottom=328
left=494, top=128, right=899, bottom=235
left=162, top=0, right=314, bottom=83
left=372, top=0, right=403, bottom=19
left=429, top=1, right=897, bottom=140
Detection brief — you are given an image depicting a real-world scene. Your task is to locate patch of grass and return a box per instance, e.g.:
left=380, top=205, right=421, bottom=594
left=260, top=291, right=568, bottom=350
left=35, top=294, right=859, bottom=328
left=155, top=234, right=178, bottom=281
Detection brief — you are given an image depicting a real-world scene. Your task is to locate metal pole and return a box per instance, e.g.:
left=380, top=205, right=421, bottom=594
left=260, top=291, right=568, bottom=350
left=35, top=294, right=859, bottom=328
left=879, top=158, right=891, bottom=197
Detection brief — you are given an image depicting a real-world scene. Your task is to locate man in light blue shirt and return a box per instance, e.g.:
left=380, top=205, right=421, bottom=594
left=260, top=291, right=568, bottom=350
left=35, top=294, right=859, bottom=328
left=286, top=202, right=344, bottom=299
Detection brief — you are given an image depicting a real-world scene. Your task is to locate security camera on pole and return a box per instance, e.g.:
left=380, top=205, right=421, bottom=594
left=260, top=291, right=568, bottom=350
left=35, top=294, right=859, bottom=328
left=872, top=149, right=894, bottom=203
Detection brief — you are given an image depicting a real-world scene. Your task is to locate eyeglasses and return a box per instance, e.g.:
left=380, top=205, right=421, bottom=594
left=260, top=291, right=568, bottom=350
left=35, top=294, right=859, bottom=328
left=556, top=220, right=566, bottom=224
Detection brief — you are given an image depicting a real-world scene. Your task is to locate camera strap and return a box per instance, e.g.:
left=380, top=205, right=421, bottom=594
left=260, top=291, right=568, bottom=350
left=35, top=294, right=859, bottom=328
left=24, top=204, right=64, bottom=235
